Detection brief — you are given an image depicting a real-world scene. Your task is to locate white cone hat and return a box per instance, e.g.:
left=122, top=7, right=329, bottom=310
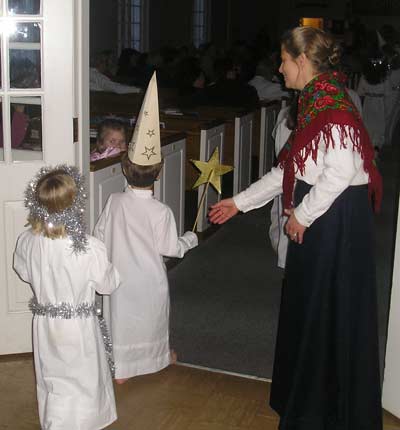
left=128, top=72, right=161, bottom=165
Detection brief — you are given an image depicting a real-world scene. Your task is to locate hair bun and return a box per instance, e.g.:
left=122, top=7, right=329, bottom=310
left=328, top=44, right=341, bottom=67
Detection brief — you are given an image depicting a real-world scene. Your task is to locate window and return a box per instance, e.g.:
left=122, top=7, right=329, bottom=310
left=193, top=0, right=209, bottom=48
left=118, top=0, right=148, bottom=53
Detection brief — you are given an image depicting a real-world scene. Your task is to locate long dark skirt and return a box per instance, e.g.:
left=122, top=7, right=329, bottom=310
left=270, top=181, right=382, bottom=430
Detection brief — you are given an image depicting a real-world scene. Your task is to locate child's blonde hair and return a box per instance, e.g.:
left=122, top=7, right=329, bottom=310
left=29, top=170, right=77, bottom=239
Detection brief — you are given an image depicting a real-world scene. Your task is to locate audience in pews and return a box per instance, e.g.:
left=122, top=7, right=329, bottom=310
left=89, top=20, right=400, bottom=147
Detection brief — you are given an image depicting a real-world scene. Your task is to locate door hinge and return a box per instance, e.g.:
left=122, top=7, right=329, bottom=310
left=73, top=117, right=78, bottom=143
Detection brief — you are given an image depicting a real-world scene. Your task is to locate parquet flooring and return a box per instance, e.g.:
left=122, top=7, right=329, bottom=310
left=0, top=357, right=399, bottom=430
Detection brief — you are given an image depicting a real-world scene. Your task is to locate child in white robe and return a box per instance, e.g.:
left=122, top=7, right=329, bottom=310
left=357, top=57, right=388, bottom=151
left=94, top=71, right=198, bottom=385
left=269, top=105, right=291, bottom=269
left=94, top=153, right=198, bottom=384
left=13, top=165, right=120, bottom=430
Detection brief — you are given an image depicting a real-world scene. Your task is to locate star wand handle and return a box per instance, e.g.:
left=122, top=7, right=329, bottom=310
left=192, top=170, right=214, bottom=232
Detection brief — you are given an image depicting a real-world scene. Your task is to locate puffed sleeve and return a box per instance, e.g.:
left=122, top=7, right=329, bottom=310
left=88, top=237, right=121, bottom=295
left=233, top=165, right=284, bottom=213
left=294, top=125, right=365, bottom=227
left=13, top=231, right=30, bottom=284
left=155, top=206, right=198, bottom=258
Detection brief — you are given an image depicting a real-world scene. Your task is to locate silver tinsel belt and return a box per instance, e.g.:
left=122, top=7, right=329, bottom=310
left=29, top=297, right=115, bottom=377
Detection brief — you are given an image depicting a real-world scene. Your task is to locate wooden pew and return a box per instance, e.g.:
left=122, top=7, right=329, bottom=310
left=160, top=116, right=226, bottom=232
left=89, top=92, right=277, bottom=231
left=258, top=100, right=281, bottom=178
left=90, top=92, right=256, bottom=195
left=162, top=107, right=254, bottom=196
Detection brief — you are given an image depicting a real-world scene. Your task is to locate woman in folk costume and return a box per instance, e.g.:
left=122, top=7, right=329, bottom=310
left=269, top=89, right=362, bottom=270
left=13, top=165, right=120, bottom=430
left=210, top=26, right=383, bottom=430
left=94, top=72, right=198, bottom=384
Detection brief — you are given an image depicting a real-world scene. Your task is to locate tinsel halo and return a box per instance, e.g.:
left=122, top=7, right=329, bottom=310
left=25, top=164, right=88, bottom=254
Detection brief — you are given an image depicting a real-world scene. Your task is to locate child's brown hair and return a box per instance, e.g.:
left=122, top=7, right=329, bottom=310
left=121, top=152, right=163, bottom=188
left=29, top=170, right=77, bottom=239
left=96, top=119, right=127, bottom=153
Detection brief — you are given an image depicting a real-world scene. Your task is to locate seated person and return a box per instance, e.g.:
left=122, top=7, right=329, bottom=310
left=202, top=57, right=259, bottom=109
left=90, top=51, right=141, bottom=94
left=0, top=104, right=29, bottom=149
left=90, top=119, right=128, bottom=161
left=175, top=57, right=207, bottom=107
left=248, top=59, right=289, bottom=101
left=116, top=49, right=153, bottom=87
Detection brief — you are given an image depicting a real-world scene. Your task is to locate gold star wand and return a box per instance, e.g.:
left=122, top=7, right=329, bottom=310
left=191, top=147, right=233, bottom=231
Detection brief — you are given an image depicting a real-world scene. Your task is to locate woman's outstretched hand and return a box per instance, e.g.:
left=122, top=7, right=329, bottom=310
left=284, top=209, right=306, bottom=244
left=208, top=198, right=239, bottom=224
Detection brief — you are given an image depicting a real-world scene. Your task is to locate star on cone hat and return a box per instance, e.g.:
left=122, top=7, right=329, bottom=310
left=128, top=72, right=161, bottom=165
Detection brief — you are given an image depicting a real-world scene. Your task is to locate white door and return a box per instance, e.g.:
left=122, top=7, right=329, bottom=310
left=0, top=0, right=82, bottom=354
left=382, top=194, right=400, bottom=418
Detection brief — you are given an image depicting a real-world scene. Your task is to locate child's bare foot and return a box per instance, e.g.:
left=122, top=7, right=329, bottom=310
left=170, top=349, right=178, bottom=364
left=115, top=378, right=129, bottom=385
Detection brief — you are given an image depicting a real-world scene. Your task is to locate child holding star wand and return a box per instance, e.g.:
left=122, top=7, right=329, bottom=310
left=94, top=73, right=198, bottom=384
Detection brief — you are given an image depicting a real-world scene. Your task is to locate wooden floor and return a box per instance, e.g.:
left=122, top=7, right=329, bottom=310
left=1, top=356, right=400, bottom=430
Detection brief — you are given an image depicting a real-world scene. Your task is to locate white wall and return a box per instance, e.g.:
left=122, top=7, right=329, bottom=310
left=382, top=195, right=400, bottom=418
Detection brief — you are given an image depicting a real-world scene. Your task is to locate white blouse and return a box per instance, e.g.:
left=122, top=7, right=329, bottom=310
left=233, top=125, right=369, bottom=227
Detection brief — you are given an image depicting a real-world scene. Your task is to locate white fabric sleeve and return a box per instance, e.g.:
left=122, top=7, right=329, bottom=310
left=88, top=237, right=120, bottom=295
left=93, top=195, right=111, bottom=240
left=233, top=165, right=284, bottom=213
left=294, top=126, right=363, bottom=227
left=99, top=74, right=141, bottom=94
left=155, top=207, right=198, bottom=258
left=13, top=233, right=30, bottom=283
left=90, top=69, right=141, bottom=94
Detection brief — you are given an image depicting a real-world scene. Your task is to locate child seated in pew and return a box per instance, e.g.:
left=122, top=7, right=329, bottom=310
left=90, top=118, right=128, bottom=161
left=94, top=73, right=198, bottom=384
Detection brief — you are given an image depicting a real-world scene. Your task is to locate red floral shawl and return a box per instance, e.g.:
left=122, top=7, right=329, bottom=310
left=277, top=71, right=382, bottom=212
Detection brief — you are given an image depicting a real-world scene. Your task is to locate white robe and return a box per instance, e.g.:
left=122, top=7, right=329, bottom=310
left=94, top=187, right=198, bottom=379
left=269, top=107, right=291, bottom=269
left=89, top=68, right=141, bottom=94
left=13, top=232, right=120, bottom=430
left=384, top=68, right=400, bottom=145
left=357, top=76, right=385, bottom=148
left=248, top=75, right=289, bottom=101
